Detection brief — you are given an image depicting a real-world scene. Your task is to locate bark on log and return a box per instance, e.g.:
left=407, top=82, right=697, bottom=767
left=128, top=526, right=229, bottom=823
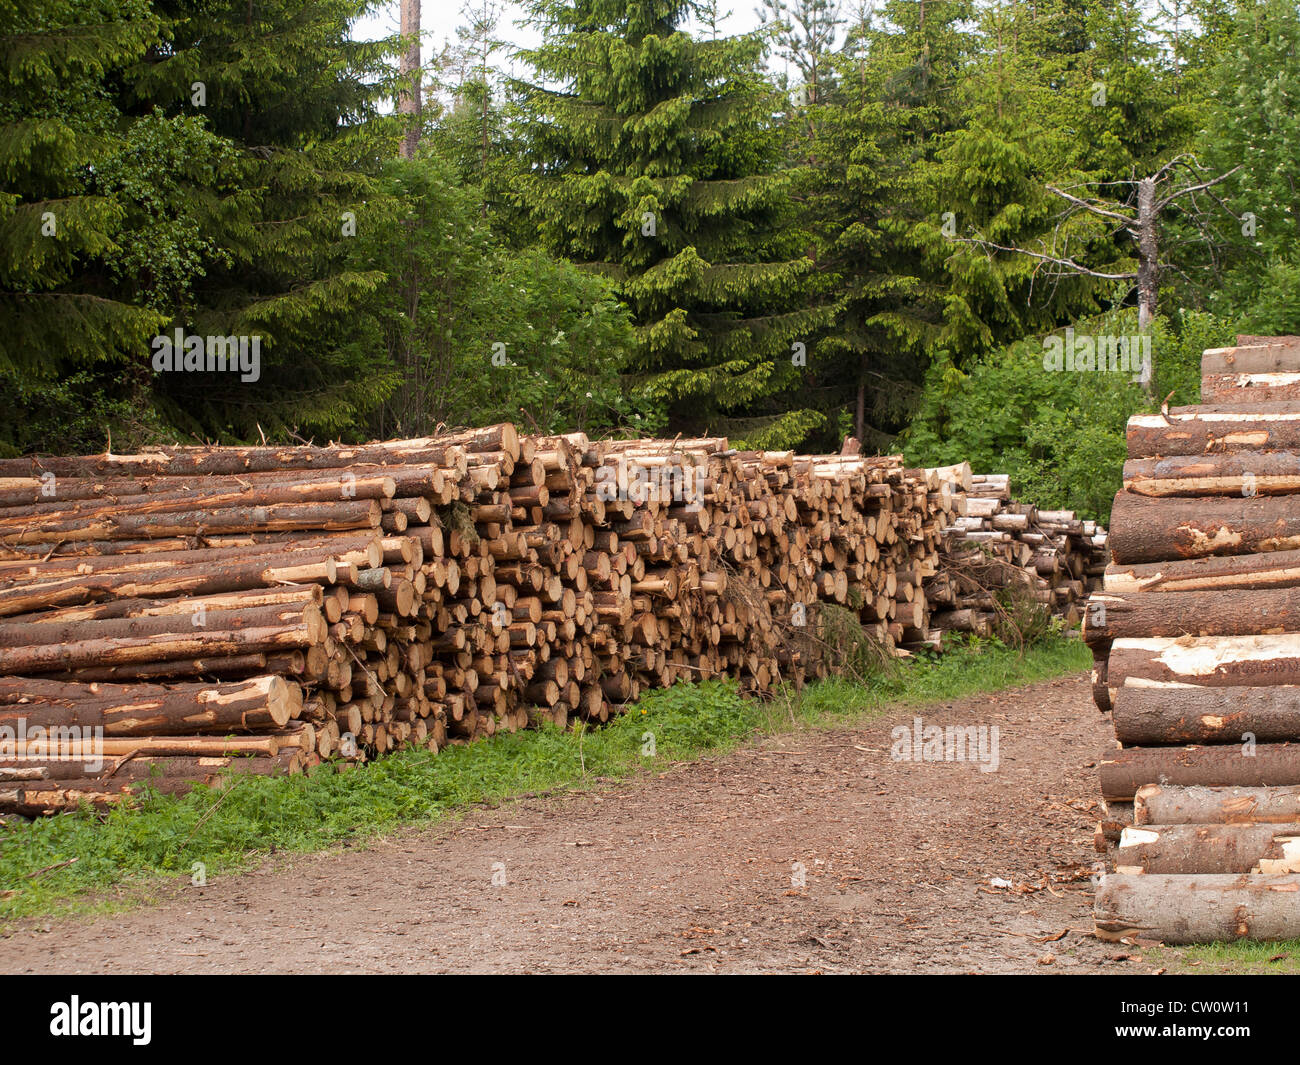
left=1098, top=743, right=1300, bottom=801
left=1202, top=341, right=1300, bottom=376
left=1094, top=872, right=1300, bottom=943
left=1127, top=406, right=1300, bottom=459
left=1083, top=588, right=1300, bottom=646
left=1107, top=634, right=1300, bottom=688
left=1104, top=548, right=1300, bottom=594
left=1116, top=822, right=1300, bottom=874
left=0, top=674, right=295, bottom=735
left=1123, top=450, right=1300, bottom=497
left=1135, top=783, right=1300, bottom=825
left=1112, top=681, right=1300, bottom=744
left=1109, top=491, right=1300, bottom=564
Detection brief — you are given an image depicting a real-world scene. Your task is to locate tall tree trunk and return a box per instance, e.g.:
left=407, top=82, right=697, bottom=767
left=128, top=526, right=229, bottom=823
left=399, top=0, right=422, bottom=160
left=1135, top=175, right=1157, bottom=399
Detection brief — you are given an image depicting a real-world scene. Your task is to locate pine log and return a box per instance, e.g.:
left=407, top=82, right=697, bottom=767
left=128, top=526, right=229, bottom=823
left=1112, top=681, right=1300, bottom=744
left=1098, top=743, right=1300, bottom=801
left=1135, top=783, right=1300, bottom=825
left=1107, top=634, right=1300, bottom=688
left=1116, top=822, right=1300, bottom=874
left=1123, top=450, right=1300, bottom=497
left=1127, top=406, right=1300, bottom=459
left=0, top=675, right=296, bottom=734
left=1094, top=872, right=1300, bottom=943
left=1203, top=341, right=1300, bottom=376
left=1083, top=588, right=1300, bottom=646
left=1109, top=491, right=1300, bottom=564
left=1104, top=548, right=1300, bottom=594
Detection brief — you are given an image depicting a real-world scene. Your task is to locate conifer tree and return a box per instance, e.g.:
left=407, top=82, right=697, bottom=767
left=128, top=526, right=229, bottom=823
left=516, top=0, right=831, bottom=446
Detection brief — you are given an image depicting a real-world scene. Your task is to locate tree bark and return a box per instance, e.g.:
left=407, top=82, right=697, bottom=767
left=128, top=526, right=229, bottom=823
left=1109, top=491, right=1300, bottom=564
left=1123, top=450, right=1300, bottom=497
left=1112, top=681, right=1300, bottom=744
left=1127, top=406, right=1300, bottom=459
left=1135, top=783, right=1300, bottom=825
left=1098, top=743, right=1300, bottom=801
left=1116, top=822, right=1300, bottom=874
left=1095, top=872, right=1300, bottom=943
left=1106, top=634, right=1300, bottom=688
left=1104, top=548, right=1300, bottom=594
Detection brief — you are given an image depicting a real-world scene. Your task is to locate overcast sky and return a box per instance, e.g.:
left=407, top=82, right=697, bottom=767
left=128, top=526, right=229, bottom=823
left=352, top=1, right=774, bottom=87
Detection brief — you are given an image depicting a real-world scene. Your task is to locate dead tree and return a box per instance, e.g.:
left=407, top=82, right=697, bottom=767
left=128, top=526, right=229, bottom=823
left=959, top=155, right=1242, bottom=400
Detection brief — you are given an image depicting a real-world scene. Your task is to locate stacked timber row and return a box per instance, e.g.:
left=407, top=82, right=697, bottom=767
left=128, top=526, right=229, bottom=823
left=0, top=430, right=1103, bottom=815
left=923, top=469, right=1107, bottom=638
left=1086, top=334, right=1300, bottom=944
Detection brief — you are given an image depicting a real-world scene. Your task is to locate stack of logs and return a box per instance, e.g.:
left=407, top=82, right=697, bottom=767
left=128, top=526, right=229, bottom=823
left=1087, top=334, right=1300, bottom=943
left=923, top=470, right=1106, bottom=637
left=0, top=430, right=1105, bottom=815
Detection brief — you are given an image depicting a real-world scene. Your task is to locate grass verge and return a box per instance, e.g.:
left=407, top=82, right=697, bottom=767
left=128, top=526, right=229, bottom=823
left=0, top=635, right=1089, bottom=925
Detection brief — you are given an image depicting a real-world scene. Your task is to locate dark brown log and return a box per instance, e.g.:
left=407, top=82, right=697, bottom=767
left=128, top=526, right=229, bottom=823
left=1126, top=406, right=1300, bottom=459
left=1109, top=491, right=1300, bottom=564
left=0, top=499, right=382, bottom=544
left=1098, top=743, right=1300, bottom=801
left=0, top=438, right=471, bottom=479
left=0, top=614, right=324, bottom=674
left=1083, top=588, right=1300, bottom=646
left=1104, top=548, right=1300, bottom=594
left=1112, top=682, right=1300, bottom=744
left=0, top=674, right=295, bottom=734
left=1107, top=634, right=1300, bottom=688
left=1094, top=872, right=1300, bottom=943
left=1135, top=783, right=1300, bottom=825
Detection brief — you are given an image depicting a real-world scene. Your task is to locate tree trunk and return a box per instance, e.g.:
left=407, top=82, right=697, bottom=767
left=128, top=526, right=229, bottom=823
left=1095, top=872, right=1300, bottom=943
left=1123, top=450, right=1300, bottom=497
left=1106, top=634, right=1300, bottom=688
left=1112, top=681, right=1300, bottom=744
left=1109, top=491, right=1300, bottom=564
left=1084, top=587, right=1300, bottom=645
left=1098, top=743, right=1300, bottom=801
left=1104, top=547, right=1300, bottom=594
left=1135, top=783, right=1300, bottom=825
left=1116, top=822, right=1300, bottom=874
left=1126, top=406, right=1300, bottom=459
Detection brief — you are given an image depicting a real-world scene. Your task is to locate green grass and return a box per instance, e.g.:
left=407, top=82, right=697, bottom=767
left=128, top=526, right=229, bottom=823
left=1154, top=940, right=1300, bottom=975
left=0, top=635, right=1090, bottom=925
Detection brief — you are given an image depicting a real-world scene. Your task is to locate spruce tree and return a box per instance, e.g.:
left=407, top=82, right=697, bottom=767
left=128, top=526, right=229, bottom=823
left=515, top=0, right=831, bottom=447
left=0, top=0, right=171, bottom=450
left=119, top=0, right=406, bottom=440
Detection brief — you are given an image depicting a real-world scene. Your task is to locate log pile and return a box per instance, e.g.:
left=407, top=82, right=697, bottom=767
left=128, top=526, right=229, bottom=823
left=922, top=470, right=1106, bottom=638
left=0, top=429, right=1104, bottom=815
left=1087, top=334, right=1300, bottom=943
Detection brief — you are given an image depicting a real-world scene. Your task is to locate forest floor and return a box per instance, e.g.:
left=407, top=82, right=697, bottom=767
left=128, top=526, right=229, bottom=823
left=0, top=671, right=1167, bottom=974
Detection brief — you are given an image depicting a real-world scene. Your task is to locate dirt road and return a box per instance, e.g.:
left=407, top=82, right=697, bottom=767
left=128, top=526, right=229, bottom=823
left=0, top=672, right=1134, bottom=973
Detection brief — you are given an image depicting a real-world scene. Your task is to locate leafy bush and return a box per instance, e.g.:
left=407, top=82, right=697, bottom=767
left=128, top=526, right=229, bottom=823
left=901, top=308, right=1234, bottom=523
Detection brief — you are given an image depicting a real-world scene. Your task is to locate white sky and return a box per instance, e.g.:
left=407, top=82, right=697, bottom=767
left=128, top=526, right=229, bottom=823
left=353, top=1, right=774, bottom=88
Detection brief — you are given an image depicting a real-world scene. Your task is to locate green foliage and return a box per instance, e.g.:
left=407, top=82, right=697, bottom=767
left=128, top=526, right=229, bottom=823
left=356, top=155, right=641, bottom=439
left=901, top=309, right=1233, bottom=523
left=515, top=0, right=832, bottom=441
left=1201, top=0, right=1300, bottom=334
